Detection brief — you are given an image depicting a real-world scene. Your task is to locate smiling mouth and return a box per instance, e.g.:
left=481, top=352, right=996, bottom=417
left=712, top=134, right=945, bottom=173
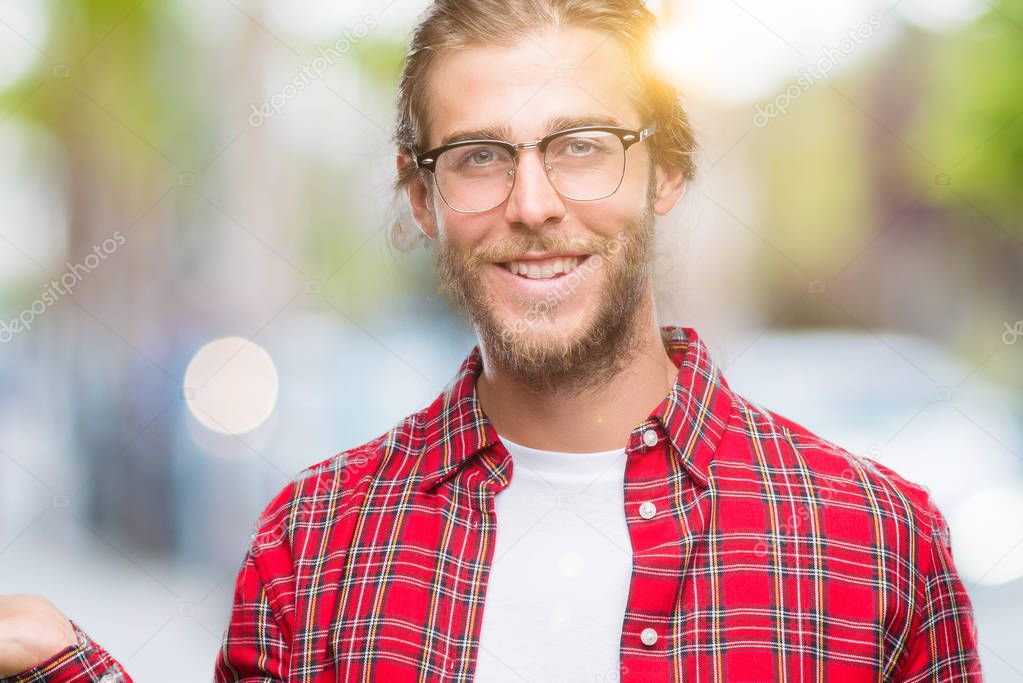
left=499, top=255, right=588, bottom=280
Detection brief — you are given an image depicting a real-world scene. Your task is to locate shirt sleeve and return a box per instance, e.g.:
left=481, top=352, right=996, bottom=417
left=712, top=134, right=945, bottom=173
left=892, top=493, right=983, bottom=682
left=5, top=479, right=300, bottom=683
left=214, top=472, right=304, bottom=683
left=213, top=544, right=291, bottom=682
left=0, top=619, right=133, bottom=683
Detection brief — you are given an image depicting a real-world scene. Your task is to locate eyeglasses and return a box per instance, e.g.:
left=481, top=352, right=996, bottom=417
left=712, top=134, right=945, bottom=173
left=414, top=123, right=658, bottom=214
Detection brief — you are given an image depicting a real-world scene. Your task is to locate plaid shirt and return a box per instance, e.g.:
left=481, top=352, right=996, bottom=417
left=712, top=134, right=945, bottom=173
left=6, top=326, right=981, bottom=682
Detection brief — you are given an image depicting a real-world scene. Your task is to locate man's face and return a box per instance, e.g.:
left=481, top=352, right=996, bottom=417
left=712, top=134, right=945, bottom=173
left=409, top=26, right=682, bottom=393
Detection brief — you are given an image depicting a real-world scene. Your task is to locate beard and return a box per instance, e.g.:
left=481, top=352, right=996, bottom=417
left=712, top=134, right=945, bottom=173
left=433, top=181, right=658, bottom=398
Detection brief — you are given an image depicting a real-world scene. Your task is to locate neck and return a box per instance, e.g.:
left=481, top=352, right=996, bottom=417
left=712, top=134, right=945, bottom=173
left=475, top=284, right=679, bottom=453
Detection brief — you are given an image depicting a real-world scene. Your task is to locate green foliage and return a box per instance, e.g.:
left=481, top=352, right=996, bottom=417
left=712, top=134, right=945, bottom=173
left=348, top=36, right=408, bottom=94
left=912, top=0, right=1023, bottom=234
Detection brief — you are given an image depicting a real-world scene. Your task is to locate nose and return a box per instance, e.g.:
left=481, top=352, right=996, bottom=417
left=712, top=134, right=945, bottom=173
left=503, top=148, right=566, bottom=230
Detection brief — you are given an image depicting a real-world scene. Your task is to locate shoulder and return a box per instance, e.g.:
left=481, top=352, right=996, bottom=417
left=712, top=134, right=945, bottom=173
left=248, top=407, right=427, bottom=555
left=723, top=392, right=942, bottom=547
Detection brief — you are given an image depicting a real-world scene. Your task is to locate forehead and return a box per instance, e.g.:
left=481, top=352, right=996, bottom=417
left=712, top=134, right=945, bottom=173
left=423, top=26, right=642, bottom=149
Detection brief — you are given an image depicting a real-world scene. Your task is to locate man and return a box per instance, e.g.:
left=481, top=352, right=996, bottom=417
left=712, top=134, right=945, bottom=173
left=0, top=0, right=982, bottom=681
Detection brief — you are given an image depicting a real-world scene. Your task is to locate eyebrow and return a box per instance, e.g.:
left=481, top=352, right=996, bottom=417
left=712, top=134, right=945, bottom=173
left=436, top=114, right=628, bottom=148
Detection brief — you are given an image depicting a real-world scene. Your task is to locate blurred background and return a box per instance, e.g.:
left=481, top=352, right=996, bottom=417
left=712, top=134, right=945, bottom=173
left=0, top=0, right=1020, bottom=679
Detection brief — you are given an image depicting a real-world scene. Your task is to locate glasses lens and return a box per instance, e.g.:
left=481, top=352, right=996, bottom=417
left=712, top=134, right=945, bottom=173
left=435, top=143, right=515, bottom=213
left=544, top=130, right=625, bottom=201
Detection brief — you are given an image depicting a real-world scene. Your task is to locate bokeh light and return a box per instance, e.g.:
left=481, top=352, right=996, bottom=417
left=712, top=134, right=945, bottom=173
left=183, top=337, right=280, bottom=436
left=953, top=483, right=1023, bottom=587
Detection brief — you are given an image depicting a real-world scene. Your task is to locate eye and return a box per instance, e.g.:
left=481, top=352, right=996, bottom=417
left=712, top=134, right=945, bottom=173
left=454, top=145, right=506, bottom=170
left=548, top=133, right=614, bottom=160
left=468, top=149, right=494, bottom=164
left=568, top=139, right=597, bottom=155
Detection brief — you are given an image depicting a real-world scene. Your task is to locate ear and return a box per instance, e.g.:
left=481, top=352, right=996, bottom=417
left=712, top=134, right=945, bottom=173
left=396, top=152, right=438, bottom=239
left=651, top=160, right=687, bottom=217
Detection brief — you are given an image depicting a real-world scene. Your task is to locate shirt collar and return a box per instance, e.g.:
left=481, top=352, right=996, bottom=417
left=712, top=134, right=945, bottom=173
left=415, top=326, right=735, bottom=493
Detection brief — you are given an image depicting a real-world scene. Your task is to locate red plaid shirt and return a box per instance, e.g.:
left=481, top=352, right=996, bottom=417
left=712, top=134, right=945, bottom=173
left=7, top=326, right=981, bottom=682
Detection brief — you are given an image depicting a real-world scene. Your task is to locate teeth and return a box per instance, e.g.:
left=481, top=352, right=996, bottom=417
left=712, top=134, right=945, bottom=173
left=502, top=256, right=583, bottom=280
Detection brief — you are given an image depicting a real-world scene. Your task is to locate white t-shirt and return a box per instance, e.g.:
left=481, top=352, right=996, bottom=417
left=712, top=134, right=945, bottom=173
left=473, top=434, right=633, bottom=682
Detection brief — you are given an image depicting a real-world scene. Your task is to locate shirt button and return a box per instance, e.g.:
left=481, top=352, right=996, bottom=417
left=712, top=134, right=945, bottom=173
left=642, top=428, right=658, bottom=447
left=640, top=627, right=658, bottom=646
left=639, top=501, right=656, bottom=519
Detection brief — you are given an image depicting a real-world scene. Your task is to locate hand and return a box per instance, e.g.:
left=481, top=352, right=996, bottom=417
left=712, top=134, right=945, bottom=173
left=0, top=594, right=79, bottom=677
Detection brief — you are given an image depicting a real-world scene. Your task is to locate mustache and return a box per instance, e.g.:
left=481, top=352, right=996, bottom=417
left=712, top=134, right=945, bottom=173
left=464, top=233, right=630, bottom=271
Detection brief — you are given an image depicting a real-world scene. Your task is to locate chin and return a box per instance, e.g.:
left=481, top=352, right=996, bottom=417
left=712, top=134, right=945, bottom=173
left=490, top=304, right=588, bottom=349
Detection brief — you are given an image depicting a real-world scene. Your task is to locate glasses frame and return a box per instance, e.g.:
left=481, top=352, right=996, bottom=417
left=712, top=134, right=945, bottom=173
left=414, top=123, right=658, bottom=214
